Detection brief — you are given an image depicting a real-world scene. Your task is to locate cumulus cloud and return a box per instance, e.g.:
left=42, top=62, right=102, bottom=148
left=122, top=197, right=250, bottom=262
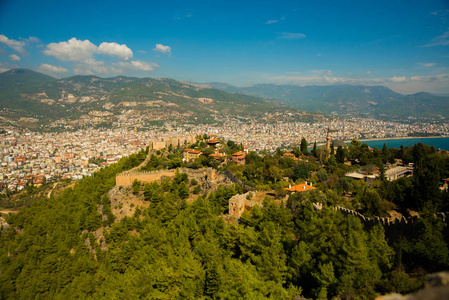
left=43, top=37, right=158, bottom=75
left=422, top=30, right=449, bottom=47
left=98, top=42, right=133, bottom=60
left=0, top=34, right=27, bottom=55
left=45, top=38, right=135, bottom=62
left=26, top=36, right=40, bottom=43
left=116, top=60, right=159, bottom=71
left=9, top=54, right=20, bottom=61
left=278, top=32, right=306, bottom=39
left=44, top=38, right=97, bottom=62
left=390, top=76, right=408, bottom=82
left=153, top=44, right=171, bottom=55
left=38, top=63, right=68, bottom=74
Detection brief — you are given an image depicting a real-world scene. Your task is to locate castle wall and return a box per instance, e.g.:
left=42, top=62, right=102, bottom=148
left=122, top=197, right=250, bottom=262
left=228, top=192, right=263, bottom=219
left=116, top=167, right=217, bottom=187
left=332, top=205, right=448, bottom=241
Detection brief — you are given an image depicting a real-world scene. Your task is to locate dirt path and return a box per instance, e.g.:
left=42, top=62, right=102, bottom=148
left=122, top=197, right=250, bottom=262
left=0, top=210, right=19, bottom=214
left=47, top=182, right=59, bottom=198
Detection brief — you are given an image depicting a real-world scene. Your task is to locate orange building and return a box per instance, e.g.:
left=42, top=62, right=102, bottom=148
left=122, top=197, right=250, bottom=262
left=232, top=151, right=246, bottom=164
left=183, top=149, right=203, bottom=162
left=285, top=182, right=317, bottom=193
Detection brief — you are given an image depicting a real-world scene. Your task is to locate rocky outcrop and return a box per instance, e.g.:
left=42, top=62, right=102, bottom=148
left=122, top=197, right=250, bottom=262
left=377, top=271, right=449, bottom=300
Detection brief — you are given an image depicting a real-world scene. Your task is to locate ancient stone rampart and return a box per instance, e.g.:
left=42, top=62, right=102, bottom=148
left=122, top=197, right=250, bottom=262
left=332, top=205, right=449, bottom=226
left=223, top=171, right=256, bottom=192
left=116, top=167, right=217, bottom=187
left=331, top=205, right=448, bottom=241
left=228, top=192, right=263, bottom=220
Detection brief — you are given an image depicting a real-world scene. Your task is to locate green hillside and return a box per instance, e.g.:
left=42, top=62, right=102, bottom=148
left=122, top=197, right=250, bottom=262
left=0, top=69, right=308, bottom=130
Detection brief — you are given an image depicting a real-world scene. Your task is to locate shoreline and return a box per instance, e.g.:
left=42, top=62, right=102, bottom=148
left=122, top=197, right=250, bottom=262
left=345, top=135, right=449, bottom=144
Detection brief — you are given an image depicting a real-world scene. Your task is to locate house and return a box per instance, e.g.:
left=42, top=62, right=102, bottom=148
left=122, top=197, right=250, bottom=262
left=207, top=139, right=220, bottom=147
left=285, top=182, right=317, bottom=193
left=209, top=152, right=227, bottom=160
left=283, top=153, right=296, bottom=158
left=385, top=166, right=414, bottom=181
left=183, top=149, right=203, bottom=162
left=232, top=151, right=246, bottom=165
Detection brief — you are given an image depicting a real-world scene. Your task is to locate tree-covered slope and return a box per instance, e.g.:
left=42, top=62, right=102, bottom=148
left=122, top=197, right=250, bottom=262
left=0, top=69, right=301, bottom=130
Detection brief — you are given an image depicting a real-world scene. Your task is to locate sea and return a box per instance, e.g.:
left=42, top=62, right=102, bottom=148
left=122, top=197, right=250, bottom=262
left=356, top=137, right=449, bottom=151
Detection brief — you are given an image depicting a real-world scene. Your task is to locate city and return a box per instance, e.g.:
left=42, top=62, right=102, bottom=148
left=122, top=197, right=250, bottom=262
left=1, top=117, right=448, bottom=193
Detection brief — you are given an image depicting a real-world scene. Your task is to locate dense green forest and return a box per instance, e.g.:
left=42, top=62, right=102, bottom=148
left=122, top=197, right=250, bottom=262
left=1, top=142, right=449, bottom=299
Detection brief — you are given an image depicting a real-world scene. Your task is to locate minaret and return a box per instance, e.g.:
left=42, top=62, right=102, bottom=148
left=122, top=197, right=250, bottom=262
left=326, top=127, right=331, bottom=154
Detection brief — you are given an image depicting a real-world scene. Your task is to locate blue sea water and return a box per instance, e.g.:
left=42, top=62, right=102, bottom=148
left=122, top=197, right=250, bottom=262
left=357, top=137, right=449, bottom=151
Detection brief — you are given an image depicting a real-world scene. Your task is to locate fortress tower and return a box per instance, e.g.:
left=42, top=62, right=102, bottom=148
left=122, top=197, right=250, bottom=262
left=326, top=127, right=331, bottom=154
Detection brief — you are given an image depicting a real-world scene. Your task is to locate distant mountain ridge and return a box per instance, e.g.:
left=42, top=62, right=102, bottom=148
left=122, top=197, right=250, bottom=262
left=0, top=69, right=316, bottom=130
left=208, top=82, right=449, bottom=120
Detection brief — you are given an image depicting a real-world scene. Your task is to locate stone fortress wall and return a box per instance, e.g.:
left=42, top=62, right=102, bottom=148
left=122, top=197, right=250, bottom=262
left=332, top=205, right=448, bottom=240
left=116, top=167, right=218, bottom=187
left=228, top=192, right=448, bottom=237
left=228, top=192, right=262, bottom=219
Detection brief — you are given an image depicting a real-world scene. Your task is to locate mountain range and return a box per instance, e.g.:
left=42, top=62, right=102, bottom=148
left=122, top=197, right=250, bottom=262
left=208, top=82, right=449, bottom=120
left=1, top=69, right=447, bottom=131
left=0, top=69, right=308, bottom=131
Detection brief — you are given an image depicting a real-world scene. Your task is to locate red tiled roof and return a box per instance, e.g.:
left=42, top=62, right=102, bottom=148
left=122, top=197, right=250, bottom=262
left=189, top=150, right=202, bottom=154
left=285, top=184, right=317, bottom=192
left=232, top=151, right=245, bottom=156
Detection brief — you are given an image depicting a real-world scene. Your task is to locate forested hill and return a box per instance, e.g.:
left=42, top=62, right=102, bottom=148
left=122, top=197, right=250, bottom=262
left=1, top=141, right=449, bottom=298
left=208, top=82, right=449, bottom=120
left=0, top=69, right=317, bottom=130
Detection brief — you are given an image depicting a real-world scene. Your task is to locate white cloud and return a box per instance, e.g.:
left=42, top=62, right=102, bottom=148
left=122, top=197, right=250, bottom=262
left=0, top=67, right=8, bottom=73
left=26, top=36, right=40, bottom=43
left=365, top=71, right=372, bottom=75
left=422, top=30, right=449, bottom=47
left=44, top=38, right=97, bottom=62
left=130, top=61, right=158, bottom=71
left=418, top=62, right=436, bottom=67
left=327, top=70, right=332, bottom=76
left=390, top=76, right=408, bottom=82
left=38, top=63, right=68, bottom=74
left=9, top=54, right=20, bottom=61
left=278, top=32, right=306, bottom=39
left=43, top=37, right=159, bottom=75
left=0, top=34, right=27, bottom=55
left=270, top=71, right=449, bottom=94
left=98, top=42, right=133, bottom=60
left=153, top=44, right=171, bottom=55
left=266, top=20, right=279, bottom=24
left=117, top=60, right=159, bottom=71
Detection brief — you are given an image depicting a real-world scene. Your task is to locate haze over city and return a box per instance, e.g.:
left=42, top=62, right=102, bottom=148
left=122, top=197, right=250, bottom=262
left=1, top=0, right=448, bottom=94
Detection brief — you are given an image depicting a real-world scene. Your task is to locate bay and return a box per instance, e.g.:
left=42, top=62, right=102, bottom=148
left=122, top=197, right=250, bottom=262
left=356, top=137, right=449, bottom=151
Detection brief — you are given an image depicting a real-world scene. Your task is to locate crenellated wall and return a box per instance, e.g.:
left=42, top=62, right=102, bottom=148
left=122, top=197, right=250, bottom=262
left=332, top=205, right=447, bottom=226
left=116, top=167, right=217, bottom=187
left=330, top=205, right=448, bottom=241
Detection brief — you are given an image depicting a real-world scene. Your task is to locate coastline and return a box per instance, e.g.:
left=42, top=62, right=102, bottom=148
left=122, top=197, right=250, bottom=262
left=346, top=135, right=449, bottom=144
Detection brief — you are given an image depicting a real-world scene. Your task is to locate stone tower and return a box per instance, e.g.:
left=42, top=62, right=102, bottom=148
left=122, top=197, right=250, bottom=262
left=326, top=127, right=331, bottom=155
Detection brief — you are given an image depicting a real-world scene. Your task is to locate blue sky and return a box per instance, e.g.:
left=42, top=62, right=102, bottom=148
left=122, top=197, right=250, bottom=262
left=0, top=0, right=448, bottom=94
